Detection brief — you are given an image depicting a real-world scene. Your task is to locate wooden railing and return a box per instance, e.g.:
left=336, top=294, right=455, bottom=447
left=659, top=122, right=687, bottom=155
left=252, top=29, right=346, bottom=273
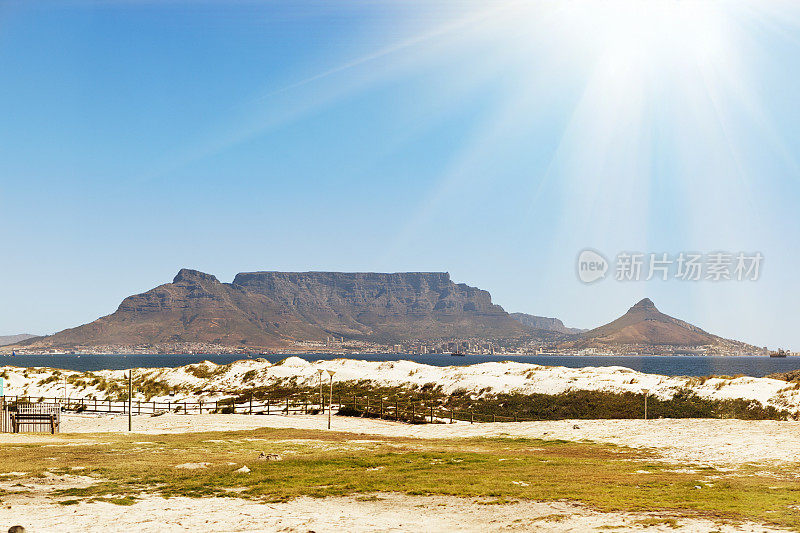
left=0, top=393, right=537, bottom=425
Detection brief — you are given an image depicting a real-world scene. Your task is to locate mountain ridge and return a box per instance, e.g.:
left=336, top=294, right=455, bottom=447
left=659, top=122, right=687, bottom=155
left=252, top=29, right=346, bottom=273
left=12, top=269, right=533, bottom=351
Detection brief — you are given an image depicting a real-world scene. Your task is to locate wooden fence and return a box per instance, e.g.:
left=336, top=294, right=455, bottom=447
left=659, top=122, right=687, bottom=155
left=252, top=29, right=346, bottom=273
left=1, top=399, right=61, bottom=434
left=0, top=393, right=539, bottom=426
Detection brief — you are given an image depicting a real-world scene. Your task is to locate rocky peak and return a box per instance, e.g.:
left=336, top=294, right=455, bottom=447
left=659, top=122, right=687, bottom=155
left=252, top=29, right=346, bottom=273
left=629, top=298, right=657, bottom=312
left=173, top=269, right=219, bottom=284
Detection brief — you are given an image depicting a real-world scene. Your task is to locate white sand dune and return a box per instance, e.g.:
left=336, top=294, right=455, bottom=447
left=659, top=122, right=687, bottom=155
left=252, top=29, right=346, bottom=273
left=2, top=357, right=799, bottom=413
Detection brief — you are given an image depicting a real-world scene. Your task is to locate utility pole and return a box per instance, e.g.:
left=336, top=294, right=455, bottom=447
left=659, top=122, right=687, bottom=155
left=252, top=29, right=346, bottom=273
left=643, top=389, right=649, bottom=421
left=316, top=369, right=325, bottom=412
left=128, top=370, right=132, bottom=432
left=327, top=370, right=336, bottom=430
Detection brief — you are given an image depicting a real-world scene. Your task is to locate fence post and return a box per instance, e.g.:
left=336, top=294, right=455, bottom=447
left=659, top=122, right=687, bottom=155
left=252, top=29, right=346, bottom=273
left=184, top=402, right=187, bottom=414
left=267, top=398, right=270, bottom=415
left=249, top=395, right=253, bottom=415
left=395, top=399, right=399, bottom=421
left=492, top=414, right=496, bottom=423
left=449, top=409, right=453, bottom=424
left=380, top=398, right=383, bottom=419
left=199, top=400, right=202, bottom=414
left=470, top=409, right=474, bottom=424
left=285, top=398, right=289, bottom=415
left=430, top=405, right=434, bottom=423
left=366, top=396, right=369, bottom=417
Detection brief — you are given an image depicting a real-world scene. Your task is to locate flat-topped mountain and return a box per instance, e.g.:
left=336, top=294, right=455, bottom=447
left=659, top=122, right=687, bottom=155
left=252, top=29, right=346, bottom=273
left=562, top=298, right=763, bottom=354
left=510, top=313, right=585, bottom=335
left=15, top=269, right=531, bottom=351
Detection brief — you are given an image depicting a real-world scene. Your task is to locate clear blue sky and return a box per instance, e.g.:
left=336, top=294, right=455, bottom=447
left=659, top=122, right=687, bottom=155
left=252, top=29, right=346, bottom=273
left=2, top=0, right=799, bottom=350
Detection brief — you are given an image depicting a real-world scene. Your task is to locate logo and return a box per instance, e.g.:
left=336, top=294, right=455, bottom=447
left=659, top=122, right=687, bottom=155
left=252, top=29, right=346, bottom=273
left=577, top=249, right=608, bottom=284
left=575, top=249, right=762, bottom=283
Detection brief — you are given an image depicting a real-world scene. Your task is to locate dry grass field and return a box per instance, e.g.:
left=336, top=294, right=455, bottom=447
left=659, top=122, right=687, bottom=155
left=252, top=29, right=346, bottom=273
left=1, top=420, right=799, bottom=531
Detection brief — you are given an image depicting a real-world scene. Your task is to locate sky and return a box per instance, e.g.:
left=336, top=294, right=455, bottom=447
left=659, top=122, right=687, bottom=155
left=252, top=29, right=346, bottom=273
left=1, top=0, right=800, bottom=349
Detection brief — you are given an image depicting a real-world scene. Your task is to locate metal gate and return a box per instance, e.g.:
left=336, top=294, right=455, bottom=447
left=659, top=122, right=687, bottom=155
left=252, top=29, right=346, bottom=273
left=0, top=399, right=61, bottom=434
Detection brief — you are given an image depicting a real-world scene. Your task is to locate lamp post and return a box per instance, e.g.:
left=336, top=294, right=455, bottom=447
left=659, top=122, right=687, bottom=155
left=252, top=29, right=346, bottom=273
left=316, top=368, right=325, bottom=412
left=128, top=370, right=133, bottom=432
left=642, top=389, right=649, bottom=421
left=326, top=370, right=336, bottom=430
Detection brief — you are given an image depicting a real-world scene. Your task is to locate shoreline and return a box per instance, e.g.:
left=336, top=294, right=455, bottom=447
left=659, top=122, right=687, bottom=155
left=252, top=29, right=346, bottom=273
left=1, top=352, right=798, bottom=376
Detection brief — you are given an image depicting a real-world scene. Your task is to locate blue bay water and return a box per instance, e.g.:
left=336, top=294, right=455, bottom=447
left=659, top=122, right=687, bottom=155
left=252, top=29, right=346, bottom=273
left=0, top=353, right=799, bottom=377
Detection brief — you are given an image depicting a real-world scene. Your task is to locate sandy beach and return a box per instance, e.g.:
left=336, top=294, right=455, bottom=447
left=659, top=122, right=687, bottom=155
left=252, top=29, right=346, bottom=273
left=0, top=491, right=790, bottom=533
left=2, top=413, right=799, bottom=531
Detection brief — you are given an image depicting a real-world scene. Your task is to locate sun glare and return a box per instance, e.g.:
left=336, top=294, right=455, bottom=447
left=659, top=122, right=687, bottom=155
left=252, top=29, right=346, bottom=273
left=516, top=0, right=735, bottom=77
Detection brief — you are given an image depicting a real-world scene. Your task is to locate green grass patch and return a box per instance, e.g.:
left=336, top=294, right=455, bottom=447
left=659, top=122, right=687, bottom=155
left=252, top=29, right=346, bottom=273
left=0, top=429, right=798, bottom=529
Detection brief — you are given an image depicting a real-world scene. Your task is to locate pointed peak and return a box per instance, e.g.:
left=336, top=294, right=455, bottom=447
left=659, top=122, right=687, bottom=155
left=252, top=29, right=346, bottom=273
left=629, top=298, right=657, bottom=311
left=173, top=269, right=219, bottom=284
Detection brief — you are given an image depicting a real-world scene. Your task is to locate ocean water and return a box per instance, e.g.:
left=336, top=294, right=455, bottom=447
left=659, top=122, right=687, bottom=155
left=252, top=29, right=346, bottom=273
left=0, top=353, right=799, bottom=377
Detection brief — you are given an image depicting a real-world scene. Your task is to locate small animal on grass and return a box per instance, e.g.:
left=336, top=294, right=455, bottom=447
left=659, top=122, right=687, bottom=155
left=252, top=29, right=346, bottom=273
left=8, top=526, right=26, bottom=533
left=258, top=452, right=283, bottom=461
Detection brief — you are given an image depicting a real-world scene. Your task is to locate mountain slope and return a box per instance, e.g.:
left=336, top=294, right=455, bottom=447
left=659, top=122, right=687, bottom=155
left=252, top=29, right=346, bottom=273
left=0, top=334, right=37, bottom=347
left=15, top=269, right=532, bottom=351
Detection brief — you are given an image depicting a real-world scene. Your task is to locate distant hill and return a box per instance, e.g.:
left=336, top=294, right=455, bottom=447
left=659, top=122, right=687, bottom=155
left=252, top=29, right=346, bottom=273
left=510, top=313, right=585, bottom=335
left=13, top=269, right=534, bottom=351
left=561, top=298, right=763, bottom=354
left=0, top=334, right=37, bottom=347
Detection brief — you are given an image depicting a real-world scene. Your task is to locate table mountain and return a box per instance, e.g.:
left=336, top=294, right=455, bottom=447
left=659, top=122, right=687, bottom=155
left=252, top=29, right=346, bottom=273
left=16, top=269, right=532, bottom=351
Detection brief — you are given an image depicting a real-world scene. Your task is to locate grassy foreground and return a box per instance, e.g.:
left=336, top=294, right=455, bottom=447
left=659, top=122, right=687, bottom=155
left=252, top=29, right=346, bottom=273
left=1, top=428, right=799, bottom=529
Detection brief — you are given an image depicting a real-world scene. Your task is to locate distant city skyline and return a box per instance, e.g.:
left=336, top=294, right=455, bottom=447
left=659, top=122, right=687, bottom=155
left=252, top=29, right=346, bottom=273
left=2, top=0, right=799, bottom=350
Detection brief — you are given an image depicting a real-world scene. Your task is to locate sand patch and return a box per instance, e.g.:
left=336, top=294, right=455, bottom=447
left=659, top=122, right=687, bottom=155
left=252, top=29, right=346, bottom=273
left=0, top=493, right=788, bottom=532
